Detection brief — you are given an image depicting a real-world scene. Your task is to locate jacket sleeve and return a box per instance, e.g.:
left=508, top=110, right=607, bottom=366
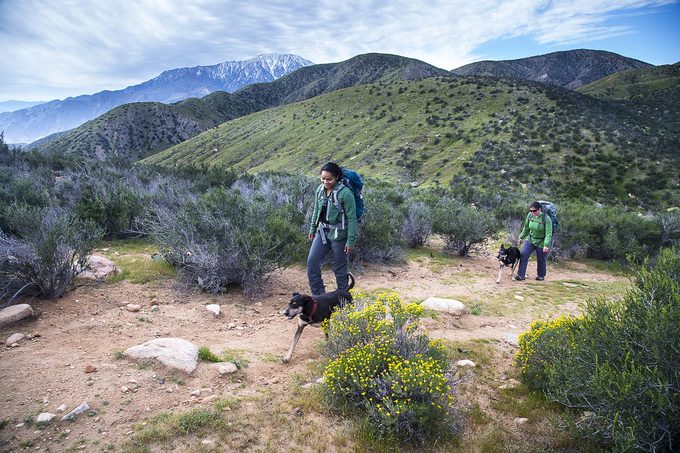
left=340, top=188, right=358, bottom=247
left=519, top=213, right=530, bottom=240
left=309, top=185, right=322, bottom=235
left=544, top=214, right=553, bottom=247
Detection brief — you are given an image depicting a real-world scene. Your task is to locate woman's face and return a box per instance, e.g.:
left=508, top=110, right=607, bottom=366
left=530, top=206, right=542, bottom=217
left=320, top=171, right=338, bottom=190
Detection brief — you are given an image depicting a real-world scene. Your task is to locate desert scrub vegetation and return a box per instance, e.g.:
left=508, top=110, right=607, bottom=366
left=150, top=185, right=307, bottom=297
left=515, top=248, right=680, bottom=451
left=321, top=292, right=460, bottom=444
left=0, top=207, right=102, bottom=305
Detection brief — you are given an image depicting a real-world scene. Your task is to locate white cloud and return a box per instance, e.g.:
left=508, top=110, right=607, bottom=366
left=0, top=0, right=674, bottom=100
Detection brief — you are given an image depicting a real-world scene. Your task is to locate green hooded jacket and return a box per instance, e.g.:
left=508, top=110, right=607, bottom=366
left=519, top=212, right=553, bottom=248
left=309, top=183, right=358, bottom=247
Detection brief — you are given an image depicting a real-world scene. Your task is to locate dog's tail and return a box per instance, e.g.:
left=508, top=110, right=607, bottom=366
left=348, top=272, right=355, bottom=291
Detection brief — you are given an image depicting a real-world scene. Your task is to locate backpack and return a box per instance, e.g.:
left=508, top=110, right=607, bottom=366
left=338, top=168, right=364, bottom=222
left=537, top=200, right=558, bottom=232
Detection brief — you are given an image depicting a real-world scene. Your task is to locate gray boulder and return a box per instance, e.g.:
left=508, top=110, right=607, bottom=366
left=0, top=304, right=34, bottom=327
left=77, top=255, right=119, bottom=280
left=124, top=338, right=198, bottom=374
left=421, top=297, right=468, bottom=315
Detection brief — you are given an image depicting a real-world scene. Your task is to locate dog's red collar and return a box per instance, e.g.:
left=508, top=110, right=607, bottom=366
left=309, top=297, right=317, bottom=320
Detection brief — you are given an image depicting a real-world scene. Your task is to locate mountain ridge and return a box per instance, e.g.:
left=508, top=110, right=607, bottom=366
left=0, top=53, right=312, bottom=143
left=451, top=49, right=651, bottom=89
left=36, top=53, right=450, bottom=160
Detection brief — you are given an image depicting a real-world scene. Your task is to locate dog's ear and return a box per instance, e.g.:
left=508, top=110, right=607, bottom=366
left=292, top=292, right=300, bottom=297
left=500, top=244, right=506, bottom=250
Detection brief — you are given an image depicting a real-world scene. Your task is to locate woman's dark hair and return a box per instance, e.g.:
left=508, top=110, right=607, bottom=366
left=529, top=201, right=542, bottom=211
left=320, top=162, right=343, bottom=179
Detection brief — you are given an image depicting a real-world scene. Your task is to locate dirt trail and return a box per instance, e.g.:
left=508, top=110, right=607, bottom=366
left=0, top=252, right=628, bottom=452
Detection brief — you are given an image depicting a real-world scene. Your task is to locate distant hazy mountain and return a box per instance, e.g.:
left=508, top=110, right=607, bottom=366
left=451, top=49, right=651, bottom=89
left=0, top=53, right=313, bottom=143
left=0, top=100, right=45, bottom=113
left=37, top=53, right=450, bottom=160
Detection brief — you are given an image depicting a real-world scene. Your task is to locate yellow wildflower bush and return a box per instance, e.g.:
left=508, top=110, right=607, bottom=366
left=514, top=315, right=581, bottom=389
left=322, top=292, right=458, bottom=443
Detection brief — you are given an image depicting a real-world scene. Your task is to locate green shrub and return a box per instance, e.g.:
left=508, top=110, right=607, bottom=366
left=353, top=188, right=405, bottom=264
left=559, top=202, right=662, bottom=261
left=432, top=195, right=498, bottom=256
left=401, top=200, right=433, bottom=248
left=0, top=207, right=102, bottom=303
left=151, top=186, right=306, bottom=297
left=322, top=292, right=459, bottom=443
left=515, top=248, right=680, bottom=451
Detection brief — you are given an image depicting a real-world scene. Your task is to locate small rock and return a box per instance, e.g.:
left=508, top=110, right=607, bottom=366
left=201, top=439, right=215, bottom=446
left=36, top=413, right=56, bottom=424
left=0, top=304, right=34, bottom=327
left=315, top=377, right=325, bottom=384
left=227, top=323, right=236, bottom=330
left=498, top=379, right=521, bottom=390
left=15, top=422, right=24, bottom=428
left=514, top=417, right=529, bottom=425
left=121, top=386, right=129, bottom=393
left=60, top=401, right=90, bottom=421
left=301, top=383, right=314, bottom=389
left=201, top=395, right=218, bottom=404
left=5, top=332, right=26, bottom=346
left=56, top=404, right=68, bottom=412
left=124, top=338, right=199, bottom=374
left=126, top=304, right=141, bottom=312
left=514, top=295, right=525, bottom=301
left=151, top=305, right=159, bottom=312
left=214, top=363, right=238, bottom=375
left=200, top=388, right=213, bottom=395
left=455, top=359, right=476, bottom=367
left=190, top=389, right=201, bottom=397
left=84, top=365, right=97, bottom=373
left=205, top=304, right=220, bottom=316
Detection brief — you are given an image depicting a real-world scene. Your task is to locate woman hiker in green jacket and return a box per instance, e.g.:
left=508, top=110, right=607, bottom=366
left=307, top=162, right=358, bottom=295
left=515, top=201, right=553, bottom=281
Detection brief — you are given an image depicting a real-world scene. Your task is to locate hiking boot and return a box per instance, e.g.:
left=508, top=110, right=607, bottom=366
left=535, top=277, right=544, bottom=281
left=514, top=276, right=526, bottom=281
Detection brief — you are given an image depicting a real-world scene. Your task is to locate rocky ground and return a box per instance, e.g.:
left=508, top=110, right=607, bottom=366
left=0, top=246, right=629, bottom=452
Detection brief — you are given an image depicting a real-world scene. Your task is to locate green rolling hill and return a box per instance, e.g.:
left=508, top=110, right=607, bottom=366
left=35, top=54, right=449, bottom=160
left=143, top=76, right=680, bottom=207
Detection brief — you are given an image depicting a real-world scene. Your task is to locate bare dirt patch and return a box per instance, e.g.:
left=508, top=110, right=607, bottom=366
left=0, top=249, right=629, bottom=452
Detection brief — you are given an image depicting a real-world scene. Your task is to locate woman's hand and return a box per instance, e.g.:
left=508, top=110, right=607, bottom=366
left=543, top=246, right=549, bottom=253
left=309, top=233, right=315, bottom=241
left=344, top=245, right=353, bottom=254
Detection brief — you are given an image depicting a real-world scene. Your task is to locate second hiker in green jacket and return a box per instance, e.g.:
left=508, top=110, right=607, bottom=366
left=307, top=162, right=358, bottom=295
left=515, top=201, right=552, bottom=281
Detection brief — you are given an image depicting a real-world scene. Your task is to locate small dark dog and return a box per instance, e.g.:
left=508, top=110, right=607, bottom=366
left=282, top=273, right=355, bottom=364
left=496, top=244, right=521, bottom=283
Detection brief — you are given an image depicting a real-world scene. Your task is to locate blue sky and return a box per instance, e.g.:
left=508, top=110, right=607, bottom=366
left=0, top=0, right=678, bottom=101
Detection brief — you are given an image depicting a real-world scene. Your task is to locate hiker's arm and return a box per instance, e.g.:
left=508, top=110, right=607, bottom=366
left=342, top=189, right=358, bottom=250
left=309, top=186, right=321, bottom=239
left=518, top=214, right=530, bottom=242
left=543, top=215, right=553, bottom=251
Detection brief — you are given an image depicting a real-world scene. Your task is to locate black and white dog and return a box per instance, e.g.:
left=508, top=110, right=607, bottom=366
left=282, top=273, right=355, bottom=364
left=496, top=244, right=521, bottom=283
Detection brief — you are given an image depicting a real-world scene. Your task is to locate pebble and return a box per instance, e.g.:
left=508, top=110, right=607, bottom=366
left=5, top=333, right=26, bottom=347
left=190, top=389, right=201, bottom=397
left=514, top=417, right=529, bottom=425
left=514, top=295, right=525, bottom=301
left=201, top=395, right=219, bottom=404
left=206, top=304, right=221, bottom=316
left=36, top=413, right=56, bottom=424
left=84, top=365, right=97, bottom=373
left=126, top=304, right=141, bottom=312
left=56, top=404, right=68, bottom=412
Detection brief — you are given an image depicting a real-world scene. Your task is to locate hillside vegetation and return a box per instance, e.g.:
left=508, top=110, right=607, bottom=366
left=144, top=76, right=680, bottom=207
left=35, top=54, right=448, bottom=160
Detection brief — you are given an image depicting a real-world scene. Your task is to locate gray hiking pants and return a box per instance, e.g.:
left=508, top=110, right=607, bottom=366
left=517, top=241, right=547, bottom=279
left=307, top=230, right=349, bottom=296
